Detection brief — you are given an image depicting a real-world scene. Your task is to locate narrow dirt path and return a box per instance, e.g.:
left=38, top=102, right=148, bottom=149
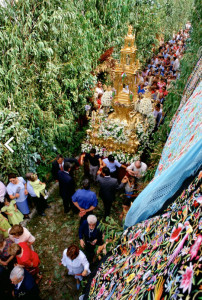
left=25, top=168, right=126, bottom=299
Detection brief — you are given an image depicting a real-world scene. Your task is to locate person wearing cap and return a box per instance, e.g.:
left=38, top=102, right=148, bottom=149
left=102, top=155, right=126, bottom=178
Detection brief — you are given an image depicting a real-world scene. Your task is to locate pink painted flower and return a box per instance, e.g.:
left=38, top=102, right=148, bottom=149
left=103, top=266, right=115, bottom=279
left=134, top=286, right=141, bottom=294
left=190, top=235, right=202, bottom=260
left=180, top=263, right=194, bottom=294
left=170, top=223, right=183, bottom=242
left=134, top=229, right=141, bottom=239
left=97, top=284, right=106, bottom=299
left=196, top=196, right=202, bottom=204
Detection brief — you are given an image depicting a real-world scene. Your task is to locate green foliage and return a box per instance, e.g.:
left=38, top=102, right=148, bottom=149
left=99, top=216, right=123, bottom=246
left=0, top=0, right=193, bottom=180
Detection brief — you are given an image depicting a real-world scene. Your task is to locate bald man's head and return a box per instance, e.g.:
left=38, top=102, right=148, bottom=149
left=135, top=161, right=141, bottom=169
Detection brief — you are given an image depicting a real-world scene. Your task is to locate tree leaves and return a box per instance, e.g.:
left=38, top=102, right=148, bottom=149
left=0, top=0, right=194, bottom=180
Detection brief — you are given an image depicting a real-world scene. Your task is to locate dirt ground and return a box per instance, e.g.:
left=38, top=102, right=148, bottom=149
left=26, top=168, right=125, bottom=300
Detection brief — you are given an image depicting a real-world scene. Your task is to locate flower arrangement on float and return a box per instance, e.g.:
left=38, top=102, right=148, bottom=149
left=97, top=120, right=128, bottom=144
left=81, top=141, right=139, bottom=164
left=136, top=114, right=155, bottom=153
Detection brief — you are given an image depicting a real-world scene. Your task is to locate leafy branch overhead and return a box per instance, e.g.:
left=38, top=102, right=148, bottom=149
left=0, top=0, right=193, bottom=180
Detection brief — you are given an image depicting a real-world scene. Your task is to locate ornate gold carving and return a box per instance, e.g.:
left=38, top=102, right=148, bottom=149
left=87, top=26, right=151, bottom=155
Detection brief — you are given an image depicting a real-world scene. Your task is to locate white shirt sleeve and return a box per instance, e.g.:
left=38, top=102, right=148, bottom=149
left=115, top=160, right=121, bottom=168
left=23, top=227, right=36, bottom=244
left=61, top=249, right=68, bottom=267
left=80, top=251, right=91, bottom=274
left=18, top=177, right=26, bottom=185
left=141, top=163, right=148, bottom=175
left=126, top=163, right=134, bottom=171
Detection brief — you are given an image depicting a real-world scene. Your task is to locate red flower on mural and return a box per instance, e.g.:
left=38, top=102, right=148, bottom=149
left=170, top=223, right=183, bottom=242
left=193, top=200, right=199, bottom=208
left=134, top=230, right=141, bottom=239
left=135, top=244, right=147, bottom=256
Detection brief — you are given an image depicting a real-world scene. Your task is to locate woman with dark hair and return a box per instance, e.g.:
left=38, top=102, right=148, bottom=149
left=61, top=244, right=90, bottom=290
left=6, top=173, right=30, bottom=219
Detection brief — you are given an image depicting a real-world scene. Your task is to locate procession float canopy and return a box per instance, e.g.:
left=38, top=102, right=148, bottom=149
left=82, top=26, right=155, bottom=163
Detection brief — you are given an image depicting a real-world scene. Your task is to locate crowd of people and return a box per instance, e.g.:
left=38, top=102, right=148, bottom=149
left=93, top=28, right=190, bottom=131
left=0, top=151, right=148, bottom=297
left=137, top=29, right=190, bottom=129
left=0, top=24, right=191, bottom=299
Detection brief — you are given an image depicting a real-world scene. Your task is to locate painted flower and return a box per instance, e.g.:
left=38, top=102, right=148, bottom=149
left=193, top=200, right=199, bottom=208
left=96, top=283, right=106, bottom=299
left=133, top=285, right=141, bottom=294
left=181, top=246, right=190, bottom=256
left=199, top=218, right=202, bottom=230
left=135, top=243, right=147, bottom=256
left=196, top=196, right=202, bottom=204
left=170, top=223, right=183, bottom=242
left=143, top=270, right=151, bottom=281
left=171, top=288, right=180, bottom=300
left=165, top=279, right=174, bottom=292
left=180, top=263, right=194, bottom=294
left=189, top=235, right=202, bottom=260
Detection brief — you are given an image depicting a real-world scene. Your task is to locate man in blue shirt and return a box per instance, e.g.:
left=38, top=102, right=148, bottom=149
left=138, top=83, right=146, bottom=95
left=102, top=155, right=126, bottom=178
left=72, top=179, right=98, bottom=222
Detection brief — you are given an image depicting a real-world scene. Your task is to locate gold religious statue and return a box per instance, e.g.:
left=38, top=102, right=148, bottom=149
left=109, top=25, right=140, bottom=123
left=85, top=25, right=152, bottom=157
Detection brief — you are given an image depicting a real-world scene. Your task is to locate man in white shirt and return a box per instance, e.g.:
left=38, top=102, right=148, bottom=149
left=126, top=160, right=147, bottom=178
left=173, top=57, right=180, bottom=72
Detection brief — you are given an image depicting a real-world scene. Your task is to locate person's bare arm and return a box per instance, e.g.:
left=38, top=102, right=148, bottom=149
left=0, top=255, right=14, bottom=266
left=102, top=160, right=106, bottom=167
left=24, top=183, right=28, bottom=195
left=80, top=154, right=86, bottom=165
left=9, top=194, right=19, bottom=200
left=99, top=158, right=103, bottom=168
left=126, top=169, right=136, bottom=176
left=80, top=239, right=85, bottom=248
left=73, top=201, right=83, bottom=211
left=85, top=206, right=95, bottom=213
